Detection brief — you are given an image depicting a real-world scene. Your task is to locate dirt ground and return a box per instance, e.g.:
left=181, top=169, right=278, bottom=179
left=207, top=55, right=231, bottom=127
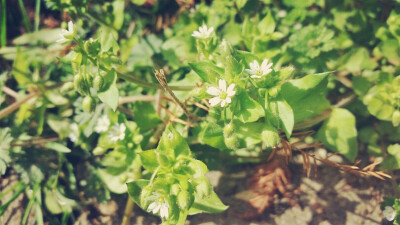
left=1, top=150, right=394, bottom=225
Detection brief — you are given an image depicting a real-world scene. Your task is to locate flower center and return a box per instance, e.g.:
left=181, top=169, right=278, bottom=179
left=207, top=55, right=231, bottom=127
left=220, top=91, right=228, bottom=100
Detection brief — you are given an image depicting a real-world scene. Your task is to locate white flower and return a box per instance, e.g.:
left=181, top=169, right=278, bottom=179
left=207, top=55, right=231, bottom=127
left=277, top=10, right=287, bottom=18
left=245, top=59, right=273, bottom=79
left=294, top=23, right=302, bottom=30
left=108, top=123, right=126, bottom=142
left=57, top=21, right=77, bottom=43
left=383, top=206, right=396, bottom=221
left=207, top=79, right=236, bottom=107
left=69, top=123, right=79, bottom=143
left=95, top=115, right=110, bottom=133
left=192, top=25, right=214, bottom=39
left=146, top=192, right=169, bottom=219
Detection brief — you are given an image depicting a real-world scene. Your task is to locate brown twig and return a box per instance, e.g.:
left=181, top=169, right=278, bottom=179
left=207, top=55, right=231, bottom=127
left=1, top=86, right=19, bottom=98
left=118, top=95, right=156, bottom=105
left=0, top=91, right=39, bottom=119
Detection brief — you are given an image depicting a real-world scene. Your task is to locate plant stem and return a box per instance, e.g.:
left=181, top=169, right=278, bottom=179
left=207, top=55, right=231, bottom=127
left=17, top=0, right=31, bottom=32
left=0, top=0, right=6, bottom=47
left=34, top=0, right=41, bottom=31
left=0, top=91, right=39, bottom=120
left=121, top=197, right=135, bottom=225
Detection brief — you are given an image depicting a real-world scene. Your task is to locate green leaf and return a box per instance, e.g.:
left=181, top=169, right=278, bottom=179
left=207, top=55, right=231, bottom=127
left=99, top=27, right=119, bottom=54
left=157, top=125, right=190, bottom=158
left=234, top=91, right=265, bottom=123
left=112, top=0, right=125, bottom=30
left=12, top=48, right=31, bottom=86
left=13, top=28, right=62, bottom=45
left=317, top=108, right=358, bottom=161
left=189, top=62, right=224, bottom=83
left=45, top=142, right=71, bottom=153
left=283, top=0, right=314, bottom=8
left=281, top=72, right=331, bottom=123
left=265, top=93, right=294, bottom=137
left=131, top=0, right=146, bottom=5
left=0, top=128, right=12, bottom=175
left=188, top=191, right=228, bottom=215
left=139, top=150, right=158, bottom=172
left=133, top=102, right=161, bottom=131
left=127, top=180, right=150, bottom=208
left=235, top=0, right=248, bottom=9
left=258, top=11, right=275, bottom=35
left=197, top=122, right=227, bottom=149
left=98, top=79, right=119, bottom=111
left=381, top=144, right=400, bottom=170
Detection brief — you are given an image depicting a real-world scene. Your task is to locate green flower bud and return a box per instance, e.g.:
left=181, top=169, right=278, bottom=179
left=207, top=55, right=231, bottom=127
left=93, top=74, right=105, bottom=91
left=195, top=177, right=212, bottom=199
left=93, top=146, right=107, bottom=155
left=177, top=190, right=193, bottom=210
left=261, top=125, right=280, bottom=148
left=170, top=184, right=180, bottom=196
left=82, top=96, right=96, bottom=112
left=74, top=74, right=89, bottom=95
left=60, top=82, right=75, bottom=93
left=224, top=134, right=240, bottom=150
left=392, top=110, right=400, bottom=127
left=223, top=122, right=235, bottom=137
left=268, top=86, right=280, bottom=98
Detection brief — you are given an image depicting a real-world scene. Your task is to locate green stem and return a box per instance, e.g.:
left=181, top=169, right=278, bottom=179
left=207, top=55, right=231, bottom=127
left=22, top=183, right=40, bottom=225
left=34, top=0, right=41, bottom=31
left=17, top=0, right=31, bottom=32
left=0, top=0, right=6, bottom=47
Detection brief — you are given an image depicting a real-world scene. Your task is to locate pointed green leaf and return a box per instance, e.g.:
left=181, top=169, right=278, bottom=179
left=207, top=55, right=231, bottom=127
left=127, top=180, right=150, bottom=208
left=234, top=91, right=264, bottom=123
left=317, top=108, right=358, bottom=161
left=157, top=125, right=190, bottom=158
left=258, top=11, right=275, bottom=35
left=139, top=150, right=158, bottom=172
left=188, top=191, right=228, bottom=215
left=45, top=142, right=71, bottom=153
left=98, top=80, right=119, bottom=111
left=281, top=72, right=331, bottom=123
left=265, top=93, right=294, bottom=137
left=189, top=62, right=224, bottom=83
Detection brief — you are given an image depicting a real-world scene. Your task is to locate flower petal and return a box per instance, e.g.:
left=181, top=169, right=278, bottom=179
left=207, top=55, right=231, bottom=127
left=225, top=97, right=231, bottom=104
left=207, top=87, right=221, bottom=96
left=209, top=97, right=221, bottom=106
left=160, top=204, right=169, bottom=219
left=261, top=59, right=270, bottom=69
left=227, top=84, right=236, bottom=96
left=68, top=21, right=74, bottom=32
left=192, top=31, right=201, bottom=37
left=206, top=26, right=214, bottom=36
left=251, top=75, right=262, bottom=79
left=219, top=79, right=227, bottom=91
left=220, top=100, right=226, bottom=107
left=245, top=69, right=255, bottom=75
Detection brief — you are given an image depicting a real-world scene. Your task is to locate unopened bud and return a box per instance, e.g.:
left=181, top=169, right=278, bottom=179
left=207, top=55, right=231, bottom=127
left=82, top=95, right=96, bottom=112
left=177, top=190, right=192, bottom=210
left=223, top=122, right=235, bottom=137
left=392, top=110, right=400, bottom=127
left=74, top=74, right=89, bottom=95
left=224, top=134, right=240, bottom=150
left=261, top=125, right=280, bottom=148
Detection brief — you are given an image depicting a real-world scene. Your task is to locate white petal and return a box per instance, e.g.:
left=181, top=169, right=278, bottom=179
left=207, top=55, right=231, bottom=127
left=225, top=97, right=231, bottom=104
left=220, top=100, right=226, bottom=107
left=261, top=59, right=270, bottom=69
left=152, top=204, right=161, bottom=214
left=245, top=69, right=255, bottom=75
left=249, top=60, right=259, bottom=70
left=251, top=75, right=262, bottom=79
left=206, top=26, right=214, bottom=36
left=147, top=202, right=157, bottom=211
left=67, top=21, right=74, bottom=32
left=207, top=87, right=221, bottom=96
left=192, top=31, right=201, bottom=37
left=227, top=84, right=236, bottom=96
left=120, top=123, right=126, bottom=133
left=160, top=205, right=169, bottom=219
left=218, top=79, right=227, bottom=92
left=209, top=97, right=221, bottom=106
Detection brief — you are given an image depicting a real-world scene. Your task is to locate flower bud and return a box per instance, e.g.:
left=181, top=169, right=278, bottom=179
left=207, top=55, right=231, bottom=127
left=268, top=86, right=280, bottom=98
left=392, top=110, right=400, bottom=127
left=60, top=82, right=75, bottom=93
left=224, top=134, right=240, bottom=150
left=195, top=177, right=212, bottom=199
left=93, top=74, right=105, bottom=91
left=82, top=96, right=96, bottom=112
left=261, top=125, right=280, bottom=148
left=74, top=74, right=89, bottom=95
left=223, top=122, right=235, bottom=137
left=177, top=190, right=193, bottom=210
left=170, top=184, right=180, bottom=196
left=93, top=146, right=107, bottom=155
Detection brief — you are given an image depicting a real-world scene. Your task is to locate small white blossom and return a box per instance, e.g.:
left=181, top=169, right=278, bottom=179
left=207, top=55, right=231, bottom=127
left=207, top=79, right=236, bottom=107
left=294, top=23, right=302, bottom=30
left=108, top=123, right=126, bottom=142
left=95, top=115, right=110, bottom=133
left=192, top=25, right=214, bottom=39
left=57, top=21, right=77, bottom=43
left=245, top=59, right=273, bottom=79
left=383, top=206, right=396, bottom=221
left=69, top=123, right=79, bottom=143
left=277, top=10, right=287, bottom=18
left=146, top=192, right=169, bottom=219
